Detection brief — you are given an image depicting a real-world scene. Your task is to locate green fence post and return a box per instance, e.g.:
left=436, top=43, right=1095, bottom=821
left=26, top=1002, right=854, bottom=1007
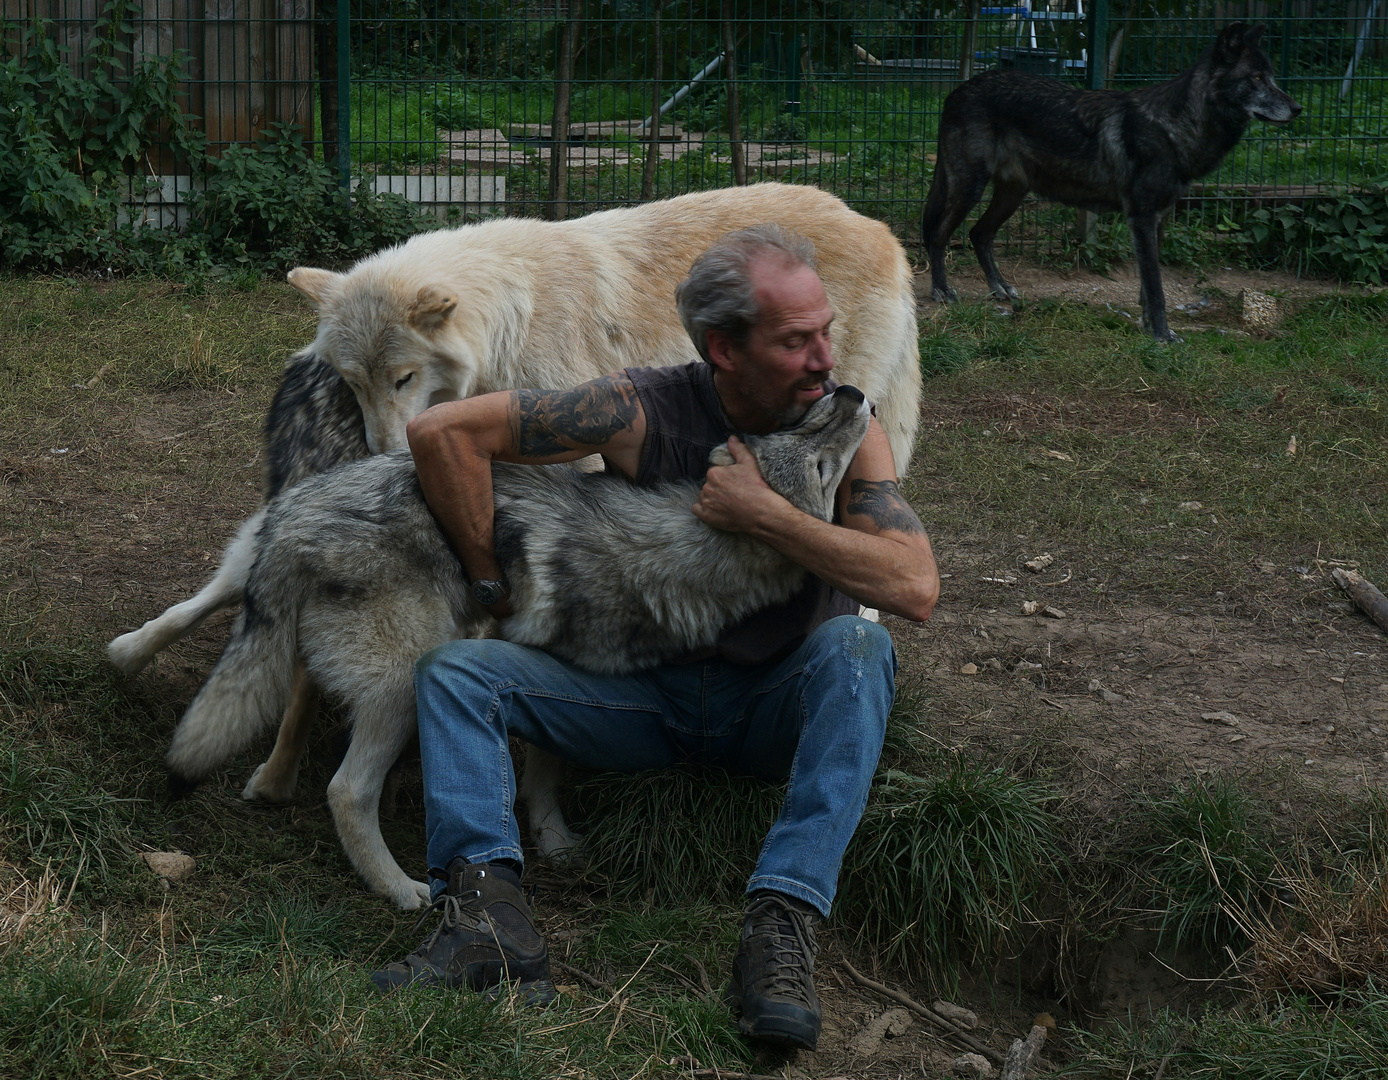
left=336, top=0, right=350, bottom=189
left=1086, top=0, right=1108, bottom=91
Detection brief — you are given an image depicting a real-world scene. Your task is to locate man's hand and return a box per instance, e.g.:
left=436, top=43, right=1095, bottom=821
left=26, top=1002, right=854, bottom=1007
left=692, top=437, right=789, bottom=532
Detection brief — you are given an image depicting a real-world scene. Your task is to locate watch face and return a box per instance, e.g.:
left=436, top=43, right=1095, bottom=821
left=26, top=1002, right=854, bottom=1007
left=472, top=580, right=504, bottom=606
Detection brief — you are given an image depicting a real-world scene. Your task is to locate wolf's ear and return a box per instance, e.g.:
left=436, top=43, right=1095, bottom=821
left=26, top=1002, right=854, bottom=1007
left=708, top=445, right=735, bottom=467
left=1246, top=23, right=1266, bottom=49
left=286, top=267, right=342, bottom=309
left=409, top=285, right=458, bottom=335
left=1214, top=21, right=1246, bottom=64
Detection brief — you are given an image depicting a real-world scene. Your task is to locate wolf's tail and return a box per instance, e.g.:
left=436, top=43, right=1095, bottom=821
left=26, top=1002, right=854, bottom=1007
left=165, top=546, right=302, bottom=793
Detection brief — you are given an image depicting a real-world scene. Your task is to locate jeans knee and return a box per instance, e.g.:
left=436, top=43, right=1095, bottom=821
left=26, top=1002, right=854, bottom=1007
left=814, top=616, right=896, bottom=678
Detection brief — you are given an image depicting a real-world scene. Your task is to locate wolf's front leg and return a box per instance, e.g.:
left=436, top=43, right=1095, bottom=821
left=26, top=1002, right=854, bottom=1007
left=327, top=686, right=431, bottom=909
left=520, top=744, right=583, bottom=866
left=1127, top=213, right=1177, bottom=341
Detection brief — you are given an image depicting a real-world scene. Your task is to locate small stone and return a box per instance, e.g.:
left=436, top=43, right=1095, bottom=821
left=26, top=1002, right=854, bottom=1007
left=1329, top=677, right=1345, bottom=684
left=960, top=663, right=979, bottom=675
left=1024, top=553, right=1055, bottom=573
left=1201, top=711, right=1240, bottom=726
left=141, top=852, right=196, bottom=883
left=1324, top=725, right=1337, bottom=733
left=1286, top=435, right=1297, bottom=457
left=1226, top=733, right=1246, bottom=743
left=1239, top=287, right=1282, bottom=329
left=1100, top=688, right=1124, bottom=705
left=1177, top=501, right=1203, bottom=511
left=1022, top=600, right=1042, bottom=615
left=1279, top=801, right=1292, bottom=814
left=1305, top=758, right=1318, bottom=766
left=1041, top=605, right=1067, bottom=619
left=952, top=1053, right=995, bottom=1079
left=933, top=1000, right=979, bottom=1029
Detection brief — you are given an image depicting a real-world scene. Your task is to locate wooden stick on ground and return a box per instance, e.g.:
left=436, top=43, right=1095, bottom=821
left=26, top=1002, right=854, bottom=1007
left=998, top=1020, right=1049, bottom=1080
left=1333, top=568, right=1388, bottom=635
left=840, top=960, right=1005, bottom=1067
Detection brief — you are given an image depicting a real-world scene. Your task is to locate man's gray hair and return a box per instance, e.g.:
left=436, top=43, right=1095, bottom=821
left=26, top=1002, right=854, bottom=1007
left=675, top=224, right=818, bottom=362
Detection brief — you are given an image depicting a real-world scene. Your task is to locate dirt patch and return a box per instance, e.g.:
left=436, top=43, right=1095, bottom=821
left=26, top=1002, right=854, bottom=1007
left=916, top=257, right=1369, bottom=326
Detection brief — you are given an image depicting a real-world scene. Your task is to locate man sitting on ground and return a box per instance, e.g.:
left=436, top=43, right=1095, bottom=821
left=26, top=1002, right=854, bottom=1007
left=371, top=225, right=938, bottom=1052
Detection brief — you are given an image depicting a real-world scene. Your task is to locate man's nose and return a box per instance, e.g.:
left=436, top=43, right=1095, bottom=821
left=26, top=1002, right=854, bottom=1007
left=809, top=333, right=834, bottom=369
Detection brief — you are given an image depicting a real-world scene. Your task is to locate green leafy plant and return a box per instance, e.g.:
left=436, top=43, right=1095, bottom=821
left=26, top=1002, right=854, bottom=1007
left=185, top=124, right=425, bottom=274
left=1245, top=178, right=1388, bottom=285
left=0, top=0, right=202, bottom=270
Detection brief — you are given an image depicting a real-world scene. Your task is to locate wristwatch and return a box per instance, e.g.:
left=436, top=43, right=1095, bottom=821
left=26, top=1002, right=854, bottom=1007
left=471, top=577, right=510, bottom=607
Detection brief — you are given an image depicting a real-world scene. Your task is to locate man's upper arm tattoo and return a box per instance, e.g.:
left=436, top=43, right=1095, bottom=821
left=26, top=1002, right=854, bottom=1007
left=846, top=479, right=926, bottom=535
left=514, top=375, right=639, bottom=456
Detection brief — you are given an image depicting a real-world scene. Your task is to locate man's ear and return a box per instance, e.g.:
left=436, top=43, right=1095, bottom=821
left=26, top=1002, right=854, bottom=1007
left=286, top=266, right=342, bottom=309
left=408, top=285, right=458, bottom=335
left=704, top=329, right=737, bottom=373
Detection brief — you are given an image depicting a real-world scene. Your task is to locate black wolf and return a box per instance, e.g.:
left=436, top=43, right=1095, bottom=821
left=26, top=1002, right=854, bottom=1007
left=920, top=21, right=1300, bottom=340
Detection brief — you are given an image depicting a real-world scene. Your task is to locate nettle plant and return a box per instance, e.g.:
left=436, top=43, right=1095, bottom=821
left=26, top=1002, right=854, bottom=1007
left=0, top=0, right=201, bottom=270
left=1, top=0, right=426, bottom=277
left=1245, top=178, right=1388, bottom=286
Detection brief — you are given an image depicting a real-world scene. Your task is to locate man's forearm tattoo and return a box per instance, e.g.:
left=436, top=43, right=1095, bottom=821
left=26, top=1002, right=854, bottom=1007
left=514, top=375, right=639, bottom=456
left=847, top=479, right=926, bottom=535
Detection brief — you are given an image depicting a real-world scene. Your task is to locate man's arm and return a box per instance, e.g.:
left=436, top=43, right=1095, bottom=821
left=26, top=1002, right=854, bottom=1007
left=691, top=416, right=938, bottom=622
left=405, top=374, right=646, bottom=614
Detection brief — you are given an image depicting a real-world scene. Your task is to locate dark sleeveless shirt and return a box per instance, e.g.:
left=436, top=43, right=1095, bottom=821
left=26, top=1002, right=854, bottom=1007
left=623, top=361, right=858, bottom=666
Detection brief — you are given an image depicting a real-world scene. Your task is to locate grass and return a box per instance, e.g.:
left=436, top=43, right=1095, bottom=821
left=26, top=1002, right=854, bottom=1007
left=4, top=274, right=1388, bottom=1075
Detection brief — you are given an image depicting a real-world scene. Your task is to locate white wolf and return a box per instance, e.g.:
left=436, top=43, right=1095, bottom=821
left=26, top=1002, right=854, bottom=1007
left=165, top=386, right=872, bottom=908
left=108, top=183, right=920, bottom=863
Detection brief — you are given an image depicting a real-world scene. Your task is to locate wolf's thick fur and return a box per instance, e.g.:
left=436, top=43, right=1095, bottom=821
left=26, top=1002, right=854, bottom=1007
left=165, top=387, right=872, bottom=908
left=286, top=182, right=920, bottom=469
left=921, top=21, right=1299, bottom=340
left=110, top=183, right=916, bottom=676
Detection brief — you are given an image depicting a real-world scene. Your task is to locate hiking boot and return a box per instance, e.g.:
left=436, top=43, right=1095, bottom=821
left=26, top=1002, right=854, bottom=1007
left=370, top=860, right=555, bottom=1005
left=724, top=891, right=822, bottom=1050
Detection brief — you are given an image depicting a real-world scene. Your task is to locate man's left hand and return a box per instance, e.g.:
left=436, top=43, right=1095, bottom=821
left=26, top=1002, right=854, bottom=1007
left=692, top=436, right=787, bottom=532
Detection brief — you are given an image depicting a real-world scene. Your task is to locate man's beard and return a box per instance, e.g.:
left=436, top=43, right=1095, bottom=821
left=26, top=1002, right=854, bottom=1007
left=758, top=377, right=828, bottom=428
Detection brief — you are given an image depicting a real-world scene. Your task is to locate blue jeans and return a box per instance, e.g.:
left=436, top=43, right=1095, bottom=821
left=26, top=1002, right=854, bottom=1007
left=413, top=615, right=895, bottom=917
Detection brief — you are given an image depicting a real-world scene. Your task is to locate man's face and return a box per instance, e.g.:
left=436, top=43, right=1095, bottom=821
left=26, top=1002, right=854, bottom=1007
left=719, top=258, right=836, bottom=429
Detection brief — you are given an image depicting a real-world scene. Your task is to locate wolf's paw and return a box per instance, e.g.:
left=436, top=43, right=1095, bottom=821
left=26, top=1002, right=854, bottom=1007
left=107, top=632, right=154, bottom=675
left=241, top=762, right=299, bottom=804
left=930, top=285, right=959, bottom=304
left=536, top=825, right=587, bottom=869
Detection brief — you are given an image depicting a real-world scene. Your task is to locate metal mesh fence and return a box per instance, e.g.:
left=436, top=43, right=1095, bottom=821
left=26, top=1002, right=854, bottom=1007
left=6, top=0, right=1387, bottom=250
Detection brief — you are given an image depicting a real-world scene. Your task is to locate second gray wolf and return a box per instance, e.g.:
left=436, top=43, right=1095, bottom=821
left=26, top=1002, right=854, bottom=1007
left=921, top=21, right=1300, bottom=340
left=162, top=386, right=872, bottom=909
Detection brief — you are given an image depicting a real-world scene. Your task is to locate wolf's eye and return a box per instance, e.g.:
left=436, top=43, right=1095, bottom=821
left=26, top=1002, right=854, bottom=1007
left=395, top=372, right=414, bottom=391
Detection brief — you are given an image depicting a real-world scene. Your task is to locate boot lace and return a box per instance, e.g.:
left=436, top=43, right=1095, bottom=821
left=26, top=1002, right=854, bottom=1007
left=408, top=886, right=483, bottom=957
left=744, top=895, right=819, bottom=1005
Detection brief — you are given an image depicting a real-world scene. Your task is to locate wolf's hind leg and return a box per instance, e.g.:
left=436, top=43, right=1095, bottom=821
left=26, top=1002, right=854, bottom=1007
left=520, top=744, right=583, bottom=866
left=327, top=684, right=431, bottom=909
left=924, top=169, right=988, bottom=303
left=969, top=181, right=1028, bottom=303
left=108, top=507, right=266, bottom=674
left=242, top=661, right=317, bottom=803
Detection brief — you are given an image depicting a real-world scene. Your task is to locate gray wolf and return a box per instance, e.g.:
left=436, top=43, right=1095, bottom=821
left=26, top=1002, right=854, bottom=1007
left=108, top=350, right=580, bottom=863
left=162, top=385, right=872, bottom=909
left=921, top=21, right=1300, bottom=340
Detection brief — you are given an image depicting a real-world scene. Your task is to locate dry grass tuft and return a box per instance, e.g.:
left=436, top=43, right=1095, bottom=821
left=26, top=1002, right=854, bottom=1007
left=1232, top=861, right=1388, bottom=1000
left=0, top=860, right=69, bottom=948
